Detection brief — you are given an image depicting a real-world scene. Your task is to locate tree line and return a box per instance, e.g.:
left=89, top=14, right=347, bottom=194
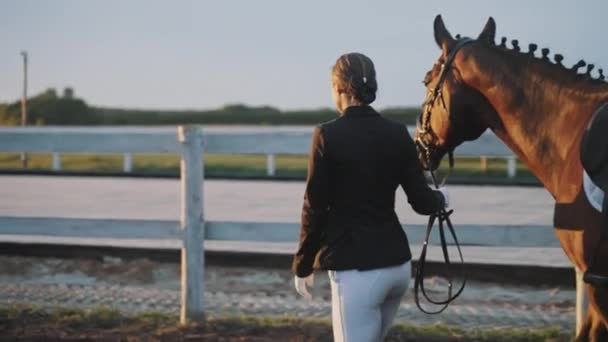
left=0, top=88, right=421, bottom=126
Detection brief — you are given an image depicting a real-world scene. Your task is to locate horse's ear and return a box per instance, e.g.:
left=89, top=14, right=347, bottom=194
left=434, top=15, right=455, bottom=52
left=477, top=17, right=496, bottom=44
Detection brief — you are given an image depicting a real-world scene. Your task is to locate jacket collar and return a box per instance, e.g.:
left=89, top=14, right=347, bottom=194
left=341, top=105, right=380, bottom=118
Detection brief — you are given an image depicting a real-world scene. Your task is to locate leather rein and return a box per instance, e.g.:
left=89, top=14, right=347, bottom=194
left=413, top=38, right=474, bottom=315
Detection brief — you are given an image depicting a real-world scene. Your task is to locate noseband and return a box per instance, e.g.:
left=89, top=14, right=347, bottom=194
left=413, top=38, right=474, bottom=315
left=416, top=38, right=474, bottom=181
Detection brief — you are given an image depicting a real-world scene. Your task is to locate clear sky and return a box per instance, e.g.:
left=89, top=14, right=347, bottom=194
left=2, top=1, right=607, bottom=110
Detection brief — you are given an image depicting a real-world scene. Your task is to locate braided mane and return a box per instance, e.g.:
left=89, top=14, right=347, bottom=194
left=466, top=33, right=606, bottom=84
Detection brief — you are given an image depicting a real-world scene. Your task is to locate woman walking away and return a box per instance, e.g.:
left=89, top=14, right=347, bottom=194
left=291, top=52, right=448, bottom=342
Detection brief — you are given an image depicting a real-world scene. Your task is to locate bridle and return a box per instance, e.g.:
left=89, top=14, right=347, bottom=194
left=415, top=38, right=474, bottom=185
left=413, top=38, right=474, bottom=315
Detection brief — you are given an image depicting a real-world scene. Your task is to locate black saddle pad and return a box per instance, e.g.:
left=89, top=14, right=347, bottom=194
left=581, top=104, right=608, bottom=194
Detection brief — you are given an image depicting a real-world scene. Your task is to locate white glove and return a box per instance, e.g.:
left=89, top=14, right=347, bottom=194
left=437, top=186, right=449, bottom=208
left=294, top=274, right=314, bottom=300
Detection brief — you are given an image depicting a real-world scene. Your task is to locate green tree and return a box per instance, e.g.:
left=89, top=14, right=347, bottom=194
left=63, top=87, right=74, bottom=99
left=1, top=88, right=97, bottom=125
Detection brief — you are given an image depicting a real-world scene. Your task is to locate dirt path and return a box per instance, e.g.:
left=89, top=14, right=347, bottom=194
left=0, top=256, right=575, bottom=331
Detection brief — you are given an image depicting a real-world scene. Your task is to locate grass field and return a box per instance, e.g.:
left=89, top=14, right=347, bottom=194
left=0, top=305, right=570, bottom=341
left=0, top=152, right=538, bottom=183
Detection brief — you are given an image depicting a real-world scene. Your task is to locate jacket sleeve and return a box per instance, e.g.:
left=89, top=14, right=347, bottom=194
left=292, top=126, right=330, bottom=277
left=399, top=127, right=445, bottom=215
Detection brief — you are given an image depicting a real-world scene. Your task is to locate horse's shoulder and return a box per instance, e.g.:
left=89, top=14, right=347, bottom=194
left=554, top=133, right=586, bottom=202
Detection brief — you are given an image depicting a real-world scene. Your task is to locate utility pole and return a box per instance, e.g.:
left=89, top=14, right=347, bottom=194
left=20, top=51, right=28, bottom=168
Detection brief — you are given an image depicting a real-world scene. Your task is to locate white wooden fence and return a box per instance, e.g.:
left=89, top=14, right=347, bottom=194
left=9, top=126, right=519, bottom=178
left=0, top=126, right=585, bottom=331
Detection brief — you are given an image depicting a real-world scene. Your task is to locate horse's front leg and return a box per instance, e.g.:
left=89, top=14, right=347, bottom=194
left=577, top=287, right=608, bottom=342
left=575, top=243, right=608, bottom=341
left=554, top=225, right=608, bottom=341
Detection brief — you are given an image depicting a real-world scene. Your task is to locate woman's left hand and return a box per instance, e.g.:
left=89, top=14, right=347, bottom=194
left=294, top=274, right=314, bottom=300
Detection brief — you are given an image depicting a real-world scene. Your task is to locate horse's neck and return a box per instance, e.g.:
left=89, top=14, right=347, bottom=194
left=459, top=49, right=608, bottom=197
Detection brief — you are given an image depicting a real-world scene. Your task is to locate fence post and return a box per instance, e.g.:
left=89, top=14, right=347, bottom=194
left=123, top=153, right=133, bottom=173
left=576, top=268, right=588, bottom=335
left=266, top=153, right=276, bottom=177
left=506, top=156, right=517, bottom=178
left=52, top=152, right=61, bottom=171
left=178, top=126, right=205, bottom=324
left=480, top=156, right=488, bottom=173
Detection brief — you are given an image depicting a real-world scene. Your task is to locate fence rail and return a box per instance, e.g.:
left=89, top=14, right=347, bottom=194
left=0, top=126, right=520, bottom=177
left=0, top=126, right=583, bottom=331
left=0, top=217, right=558, bottom=247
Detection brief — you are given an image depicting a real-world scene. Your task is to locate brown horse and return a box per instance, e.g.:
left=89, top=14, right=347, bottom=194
left=415, top=15, right=608, bottom=341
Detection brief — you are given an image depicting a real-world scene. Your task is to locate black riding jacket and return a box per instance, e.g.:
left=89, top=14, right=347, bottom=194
left=292, top=105, right=445, bottom=277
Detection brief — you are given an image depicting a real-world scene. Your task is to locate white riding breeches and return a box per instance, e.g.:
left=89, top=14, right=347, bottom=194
left=328, top=261, right=411, bottom=342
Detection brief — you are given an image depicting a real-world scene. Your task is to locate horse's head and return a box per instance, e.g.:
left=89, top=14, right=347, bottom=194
left=415, top=15, right=497, bottom=171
